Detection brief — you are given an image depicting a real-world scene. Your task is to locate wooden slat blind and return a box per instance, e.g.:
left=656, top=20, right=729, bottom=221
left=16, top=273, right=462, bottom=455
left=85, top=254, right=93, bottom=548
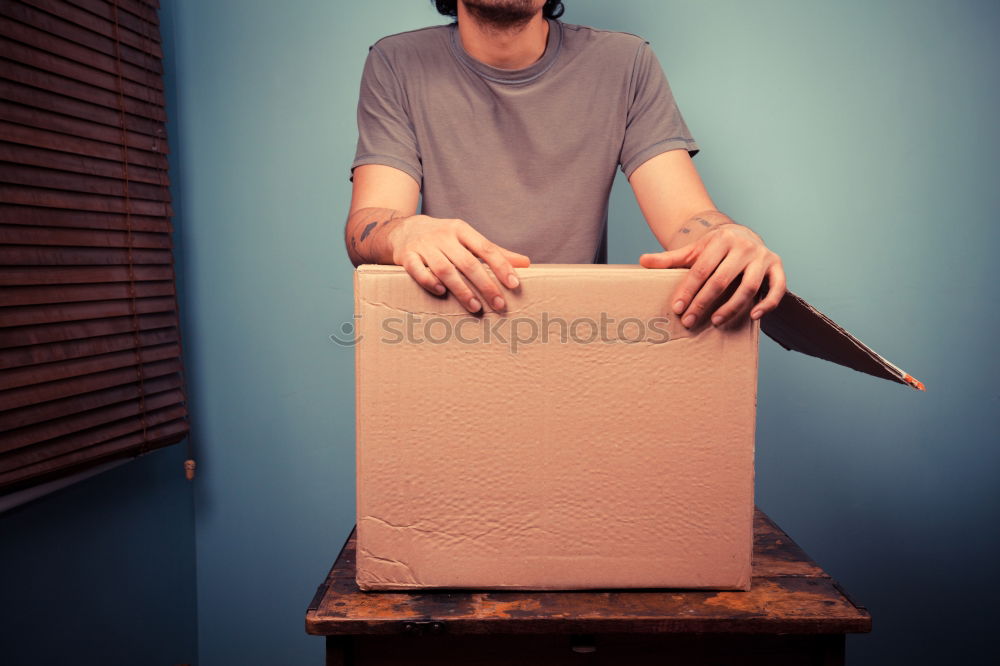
left=0, top=0, right=190, bottom=493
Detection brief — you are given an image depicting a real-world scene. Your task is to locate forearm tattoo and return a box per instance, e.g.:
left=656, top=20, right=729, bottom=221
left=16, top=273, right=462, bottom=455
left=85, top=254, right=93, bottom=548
left=667, top=211, right=738, bottom=250
left=348, top=208, right=403, bottom=262
left=358, top=221, right=380, bottom=242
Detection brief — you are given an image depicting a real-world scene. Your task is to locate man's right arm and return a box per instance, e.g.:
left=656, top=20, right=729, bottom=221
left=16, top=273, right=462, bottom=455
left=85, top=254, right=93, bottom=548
left=345, top=163, right=419, bottom=266
left=346, top=164, right=529, bottom=313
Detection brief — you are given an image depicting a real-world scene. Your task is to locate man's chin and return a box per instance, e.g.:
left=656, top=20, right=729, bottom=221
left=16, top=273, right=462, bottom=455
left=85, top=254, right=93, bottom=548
left=461, top=0, right=544, bottom=30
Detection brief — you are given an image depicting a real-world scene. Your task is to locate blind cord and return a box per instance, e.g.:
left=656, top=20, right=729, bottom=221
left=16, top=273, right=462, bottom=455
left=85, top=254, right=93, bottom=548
left=110, top=0, right=151, bottom=458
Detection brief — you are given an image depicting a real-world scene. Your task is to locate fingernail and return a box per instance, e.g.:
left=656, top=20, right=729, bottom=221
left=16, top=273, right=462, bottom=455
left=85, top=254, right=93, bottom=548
left=493, top=296, right=505, bottom=310
left=751, top=309, right=762, bottom=320
left=508, top=275, right=520, bottom=288
left=469, top=298, right=481, bottom=312
left=434, top=284, right=445, bottom=295
left=683, top=314, right=696, bottom=328
left=712, top=315, right=723, bottom=326
left=673, top=300, right=685, bottom=314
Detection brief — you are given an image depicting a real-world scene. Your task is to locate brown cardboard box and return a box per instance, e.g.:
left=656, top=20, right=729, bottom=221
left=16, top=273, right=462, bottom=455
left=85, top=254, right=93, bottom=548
left=353, top=265, right=921, bottom=591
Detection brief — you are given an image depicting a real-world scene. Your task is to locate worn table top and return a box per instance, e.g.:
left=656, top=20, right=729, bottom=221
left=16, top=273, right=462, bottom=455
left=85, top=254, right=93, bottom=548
left=306, top=507, right=871, bottom=636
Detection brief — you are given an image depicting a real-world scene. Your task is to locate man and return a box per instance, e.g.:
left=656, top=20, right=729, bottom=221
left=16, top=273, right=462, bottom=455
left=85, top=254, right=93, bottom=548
left=345, top=0, right=786, bottom=329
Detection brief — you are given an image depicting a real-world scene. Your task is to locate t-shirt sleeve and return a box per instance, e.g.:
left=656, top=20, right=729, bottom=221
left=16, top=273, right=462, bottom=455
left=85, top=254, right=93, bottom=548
left=350, top=45, right=422, bottom=186
left=618, top=41, right=700, bottom=178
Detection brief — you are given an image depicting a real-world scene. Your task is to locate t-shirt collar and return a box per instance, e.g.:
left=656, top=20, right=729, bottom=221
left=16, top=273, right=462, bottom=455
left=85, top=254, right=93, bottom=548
left=449, top=18, right=563, bottom=85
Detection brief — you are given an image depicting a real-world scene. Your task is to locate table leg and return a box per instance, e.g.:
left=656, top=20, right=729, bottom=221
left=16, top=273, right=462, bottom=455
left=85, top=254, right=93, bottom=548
left=325, top=636, right=354, bottom=666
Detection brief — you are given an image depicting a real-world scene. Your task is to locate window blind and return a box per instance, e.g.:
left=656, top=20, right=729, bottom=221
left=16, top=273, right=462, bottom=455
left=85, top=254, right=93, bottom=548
left=0, top=0, right=190, bottom=493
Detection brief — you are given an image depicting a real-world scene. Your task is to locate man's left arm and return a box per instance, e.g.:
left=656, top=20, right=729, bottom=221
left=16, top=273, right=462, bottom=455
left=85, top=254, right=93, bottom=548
left=629, top=149, right=787, bottom=328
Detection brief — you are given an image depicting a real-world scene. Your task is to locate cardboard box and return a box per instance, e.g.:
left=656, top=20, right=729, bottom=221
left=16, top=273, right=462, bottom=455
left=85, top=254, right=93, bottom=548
left=353, top=265, right=922, bottom=591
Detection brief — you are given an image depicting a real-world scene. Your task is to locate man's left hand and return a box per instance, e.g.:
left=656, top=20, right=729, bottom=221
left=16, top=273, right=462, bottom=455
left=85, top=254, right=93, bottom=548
left=639, top=223, right=786, bottom=328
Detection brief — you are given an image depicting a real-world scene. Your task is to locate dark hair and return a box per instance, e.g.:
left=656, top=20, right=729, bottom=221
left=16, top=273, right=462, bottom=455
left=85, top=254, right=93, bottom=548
left=433, top=0, right=565, bottom=20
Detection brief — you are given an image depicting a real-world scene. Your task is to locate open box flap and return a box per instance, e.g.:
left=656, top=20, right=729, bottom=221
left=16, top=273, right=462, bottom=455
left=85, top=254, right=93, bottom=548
left=761, top=290, right=925, bottom=391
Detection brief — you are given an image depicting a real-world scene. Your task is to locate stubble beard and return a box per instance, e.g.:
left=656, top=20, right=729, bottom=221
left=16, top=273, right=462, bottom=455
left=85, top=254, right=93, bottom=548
left=460, top=0, right=544, bottom=32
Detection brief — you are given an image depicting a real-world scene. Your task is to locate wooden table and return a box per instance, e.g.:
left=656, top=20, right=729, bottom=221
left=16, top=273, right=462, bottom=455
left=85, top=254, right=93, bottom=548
left=306, top=507, right=870, bottom=665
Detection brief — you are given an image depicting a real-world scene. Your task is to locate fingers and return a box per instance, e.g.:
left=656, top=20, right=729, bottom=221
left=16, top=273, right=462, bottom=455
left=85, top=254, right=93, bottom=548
left=393, top=217, right=529, bottom=313
left=423, top=248, right=484, bottom=313
left=710, top=261, right=766, bottom=326
left=458, top=227, right=524, bottom=289
left=441, top=241, right=509, bottom=312
left=669, top=241, right=728, bottom=324
left=679, top=251, right=747, bottom=328
left=400, top=252, right=446, bottom=296
left=639, top=247, right=690, bottom=269
left=644, top=223, right=784, bottom=328
left=500, top=248, right=531, bottom=269
left=751, top=260, right=787, bottom=320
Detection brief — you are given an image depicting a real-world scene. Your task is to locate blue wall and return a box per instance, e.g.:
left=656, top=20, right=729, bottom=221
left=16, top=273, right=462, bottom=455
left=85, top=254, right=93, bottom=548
left=160, top=1, right=1000, bottom=664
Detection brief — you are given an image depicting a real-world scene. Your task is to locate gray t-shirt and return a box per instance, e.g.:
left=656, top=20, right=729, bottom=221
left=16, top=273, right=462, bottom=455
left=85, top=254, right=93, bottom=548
left=351, top=18, right=700, bottom=263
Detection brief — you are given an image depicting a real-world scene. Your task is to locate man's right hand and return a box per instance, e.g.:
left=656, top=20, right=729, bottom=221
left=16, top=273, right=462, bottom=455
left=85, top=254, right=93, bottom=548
left=346, top=164, right=529, bottom=313
left=386, top=215, right=530, bottom=313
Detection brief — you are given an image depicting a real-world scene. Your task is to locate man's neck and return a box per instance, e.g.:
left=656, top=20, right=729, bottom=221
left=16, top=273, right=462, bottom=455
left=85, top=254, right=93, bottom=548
left=455, top=6, right=549, bottom=70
